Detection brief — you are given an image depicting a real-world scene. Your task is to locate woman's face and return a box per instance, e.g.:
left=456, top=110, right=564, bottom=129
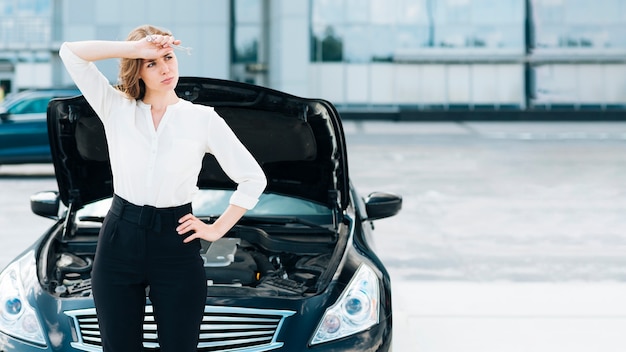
left=139, top=51, right=179, bottom=94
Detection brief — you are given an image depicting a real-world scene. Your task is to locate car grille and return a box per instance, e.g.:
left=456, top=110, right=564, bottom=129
left=65, top=305, right=295, bottom=351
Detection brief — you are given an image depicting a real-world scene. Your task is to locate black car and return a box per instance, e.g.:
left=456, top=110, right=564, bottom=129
left=0, top=88, right=80, bottom=165
left=0, top=77, right=401, bottom=351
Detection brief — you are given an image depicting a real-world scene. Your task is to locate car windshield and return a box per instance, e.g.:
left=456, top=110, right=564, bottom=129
left=6, top=96, right=50, bottom=114
left=76, top=190, right=333, bottom=224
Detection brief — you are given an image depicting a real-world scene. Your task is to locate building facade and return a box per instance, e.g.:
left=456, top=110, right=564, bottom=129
left=1, top=0, right=625, bottom=116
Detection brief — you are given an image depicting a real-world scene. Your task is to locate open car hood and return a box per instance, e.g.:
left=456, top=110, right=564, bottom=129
left=46, top=77, right=349, bottom=211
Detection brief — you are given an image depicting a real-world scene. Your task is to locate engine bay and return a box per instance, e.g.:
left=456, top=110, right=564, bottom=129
left=45, top=222, right=337, bottom=298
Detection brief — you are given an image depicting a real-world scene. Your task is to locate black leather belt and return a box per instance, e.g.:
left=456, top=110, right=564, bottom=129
left=109, top=195, right=192, bottom=233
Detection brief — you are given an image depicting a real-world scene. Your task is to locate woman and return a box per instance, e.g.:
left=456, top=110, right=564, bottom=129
left=60, top=25, right=267, bottom=352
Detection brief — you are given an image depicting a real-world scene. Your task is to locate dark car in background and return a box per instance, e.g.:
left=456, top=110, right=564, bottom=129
left=0, top=88, right=80, bottom=165
left=0, top=77, right=401, bottom=351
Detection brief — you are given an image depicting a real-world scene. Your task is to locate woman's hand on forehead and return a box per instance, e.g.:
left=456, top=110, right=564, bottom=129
left=143, top=35, right=192, bottom=56
left=145, top=34, right=180, bottom=48
left=135, top=34, right=180, bottom=59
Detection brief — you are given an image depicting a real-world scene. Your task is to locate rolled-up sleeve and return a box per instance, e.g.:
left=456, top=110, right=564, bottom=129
left=206, top=112, right=267, bottom=209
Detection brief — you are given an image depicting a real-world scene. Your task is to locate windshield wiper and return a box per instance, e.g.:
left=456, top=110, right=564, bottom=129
left=237, top=215, right=334, bottom=232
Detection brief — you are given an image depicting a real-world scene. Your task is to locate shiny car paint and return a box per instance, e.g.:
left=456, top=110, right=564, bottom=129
left=0, top=78, right=400, bottom=351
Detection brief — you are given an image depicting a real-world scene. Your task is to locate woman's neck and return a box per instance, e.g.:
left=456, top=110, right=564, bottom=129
left=142, top=90, right=179, bottom=109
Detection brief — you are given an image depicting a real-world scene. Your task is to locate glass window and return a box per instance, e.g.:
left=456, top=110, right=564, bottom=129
left=436, top=0, right=471, bottom=25
left=532, top=0, right=626, bottom=49
left=310, top=0, right=525, bottom=62
left=344, top=26, right=371, bottom=62
left=397, top=25, right=431, bottom=49
left=396, top=0, right=429, bottom=25
left=234, top=0, right=261, bottom=23
left=370, top=0, right=397, bottom=25
left=311, top=24, right=344, bottom=62
left=232, top=0, right=261, bottom=63
left=0, top=0, right=51, bottom=44
left=233, top=25, right=260, bottom=63
left=346, top=0, right=369, bottom=23
left=311, top=0, right=345, bottom=25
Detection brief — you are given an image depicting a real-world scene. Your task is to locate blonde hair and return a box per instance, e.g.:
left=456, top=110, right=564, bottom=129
left=117, top=24, right=172, bottom=100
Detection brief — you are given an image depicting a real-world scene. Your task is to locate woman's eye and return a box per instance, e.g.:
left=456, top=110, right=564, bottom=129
left=147, top=62, right=155, bottom=68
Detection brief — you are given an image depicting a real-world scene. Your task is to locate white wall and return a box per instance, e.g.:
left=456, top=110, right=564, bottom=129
left=309, top=63, right=526, bottom=108
left=15, top=63, right=52, bottom=89
left=533, top=64, right=626, bottom=106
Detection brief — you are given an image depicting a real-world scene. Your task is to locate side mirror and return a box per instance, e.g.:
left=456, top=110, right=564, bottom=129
left=0, top=112, right=8, bottom=122
left=31, top=191, right=60, bottom=219
left=364, top=192, right=402, bottom=221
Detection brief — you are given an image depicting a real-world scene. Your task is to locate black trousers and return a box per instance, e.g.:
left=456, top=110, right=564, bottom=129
left=91, top=195, right=207, bottom=352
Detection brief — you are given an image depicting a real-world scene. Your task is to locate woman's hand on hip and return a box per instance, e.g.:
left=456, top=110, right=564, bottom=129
left=177, top=204, right=248, bottom=243
left=177, top=213, right=225, bottom=243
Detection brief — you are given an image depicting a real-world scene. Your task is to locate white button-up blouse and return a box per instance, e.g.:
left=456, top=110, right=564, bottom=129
left=59, top=43, right=267, bottom=209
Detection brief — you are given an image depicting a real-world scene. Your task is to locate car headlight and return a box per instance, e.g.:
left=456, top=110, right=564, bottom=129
left=311, top=264, right=379, bottom=345
left=0, top=252, right=47, bottom=347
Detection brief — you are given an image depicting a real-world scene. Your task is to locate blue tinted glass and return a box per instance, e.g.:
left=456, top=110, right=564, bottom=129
left=396, top=0, right=429, bottom=24
left=608, top=26, right=626, bottom=48
left=433, top=0, right=524, bottom=48
left=532, top=0, right=626, bottom=49
left=235, top=0, right=261, bottom=23
left=232, top=0, right=261, bottom=64
left=473, top=25, right=524, bottom=48
left=310, top=0, right=525, bottom=61
left=233, top=25, right=260, bottom=63
left=370, top=0, right=397, bottom=24
left=344, top=25, right=371, bottom=62
left=434, top=0, right=470, bottom=25
left=346, top=0, right=369, bottom=23
left=397, top=25, right=430, bottom=48
left=312, top=0, right=345, bottom=24
left=472, top=0, right=524, bottom=24
left=435, top=24, right=468, bottom=47
left=0, top=0, right=51, bottom=43
left=370, top=25, right=396, bottom=61
left=311, top=24, right=344, bottom=62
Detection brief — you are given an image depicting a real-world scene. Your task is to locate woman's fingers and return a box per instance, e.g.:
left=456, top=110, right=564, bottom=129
left=176, top=214, right=225, bottom=243
left=176, top=213, right=196, bottom=233
left=182, top=232, right=200, bottom=243
left=145, top=34, right=180, bottom=48
left=178, top=213, right=195, bottom=223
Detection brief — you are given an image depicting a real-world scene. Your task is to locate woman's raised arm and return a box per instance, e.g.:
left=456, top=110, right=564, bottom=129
left=64, top=35, right=180, bottom=62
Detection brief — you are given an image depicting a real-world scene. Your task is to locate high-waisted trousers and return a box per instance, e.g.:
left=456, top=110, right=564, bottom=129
left=91, top=195, right=207, bottom=352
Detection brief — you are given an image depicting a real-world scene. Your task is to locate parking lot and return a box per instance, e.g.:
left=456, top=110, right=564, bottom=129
left=2, top=121, right=626, bottom=351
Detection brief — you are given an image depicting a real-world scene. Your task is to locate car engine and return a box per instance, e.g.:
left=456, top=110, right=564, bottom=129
left=46, top=223, right=335, bottom=299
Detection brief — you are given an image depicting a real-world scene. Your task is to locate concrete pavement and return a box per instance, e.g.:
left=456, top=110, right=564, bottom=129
left=342, top=121, right=626, bottom=351
left=392, top=281, right=626, bottom=351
